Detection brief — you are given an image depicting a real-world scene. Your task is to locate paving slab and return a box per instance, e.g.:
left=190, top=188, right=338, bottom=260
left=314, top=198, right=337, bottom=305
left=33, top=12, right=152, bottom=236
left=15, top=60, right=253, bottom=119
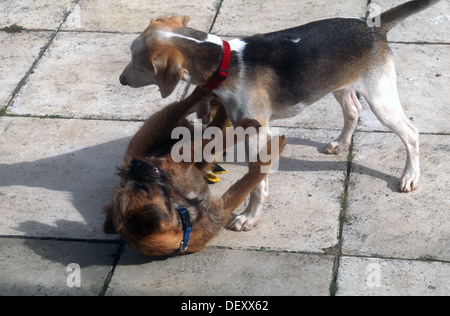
left=212, top=0, right=369, bottom=36
left=0, top=116, right=141, bottom=239
left=0, top=31, right=53, bottom=108
left=343, top=132, right=450, bottom=261
left=374, top=0, right=450, bottom=43
left=0, top=0, right=74, bottom=30
left=7, top=31, right=188, bottom=120
left=337, top=256, right=450, bottom=296
left=358, top=44, right=450, bottom=134
left=1, top=0, right=448, bottom=297
left=61, top=0, right=221, bottom=33
left=106, top=246, right=334, bottom=296
left=209, top=127, right=346, bottom=253
left=0, top=238, right=118, bottom=296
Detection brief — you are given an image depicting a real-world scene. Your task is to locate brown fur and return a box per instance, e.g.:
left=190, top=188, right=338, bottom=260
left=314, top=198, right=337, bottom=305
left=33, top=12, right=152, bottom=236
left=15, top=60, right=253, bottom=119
left=104, top=87, right=286, bottom=256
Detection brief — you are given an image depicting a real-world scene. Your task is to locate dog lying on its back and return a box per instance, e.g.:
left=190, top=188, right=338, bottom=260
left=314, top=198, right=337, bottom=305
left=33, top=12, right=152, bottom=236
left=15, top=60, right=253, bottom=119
left=103, top=87, right=286, bottom=256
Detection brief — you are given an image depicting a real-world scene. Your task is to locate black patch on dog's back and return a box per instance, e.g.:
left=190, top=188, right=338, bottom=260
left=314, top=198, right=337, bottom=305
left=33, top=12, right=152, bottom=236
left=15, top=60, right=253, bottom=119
left=242, top=18, right=380, bottom=105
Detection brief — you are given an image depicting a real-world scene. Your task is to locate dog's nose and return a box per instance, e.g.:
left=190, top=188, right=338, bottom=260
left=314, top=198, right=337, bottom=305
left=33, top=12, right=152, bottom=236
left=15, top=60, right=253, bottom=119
left=131, top=159, right=144, bottom=168
left=129, top=159, right=146, bottom=181
left=119, top=74, right=128, bottom=86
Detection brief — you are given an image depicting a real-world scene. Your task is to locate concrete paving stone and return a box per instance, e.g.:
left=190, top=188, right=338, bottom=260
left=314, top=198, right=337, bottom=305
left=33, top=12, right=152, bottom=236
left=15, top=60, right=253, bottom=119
left=0, top=0, right=74, bottom=31
left=373, top=0, right=450, bottom=43
left=208, top=127, right=346, bottom=253
left=0, top=31, right=53, bottom=108
left=358, top=44, right=450, bottom=134
left=212, top=0, right=369, bottom=36
left=0, top=0, right=448, bottom=297
left=0, top=238, right=118, bottom=296
left=0, top=116, right=142, bottom=239
left=106, top=246, right=334, bottom=296
left=342, top=132, right=450, bottom=261
left=336, top=256, right=450, bottom=296
left=7, top=31, right=187, bottom=120
left=61, top=0, right=221, bottom=33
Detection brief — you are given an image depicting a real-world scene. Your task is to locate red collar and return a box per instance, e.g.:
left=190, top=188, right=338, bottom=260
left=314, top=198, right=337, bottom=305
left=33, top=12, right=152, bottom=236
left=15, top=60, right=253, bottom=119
left=201, top=41, right=231, bottom=90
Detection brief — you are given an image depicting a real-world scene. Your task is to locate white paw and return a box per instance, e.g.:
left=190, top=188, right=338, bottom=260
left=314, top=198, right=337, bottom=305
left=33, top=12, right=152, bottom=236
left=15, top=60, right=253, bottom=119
left=398, top=172, right=420, bottom=193
left=324, top=140, right=349, bottom=155
left=228, top=214, right=260, bottom=231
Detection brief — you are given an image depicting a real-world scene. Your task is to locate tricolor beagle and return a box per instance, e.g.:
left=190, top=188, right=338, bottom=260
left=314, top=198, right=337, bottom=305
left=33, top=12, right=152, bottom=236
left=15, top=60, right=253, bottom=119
left=120, top=0, right=440, bottom=231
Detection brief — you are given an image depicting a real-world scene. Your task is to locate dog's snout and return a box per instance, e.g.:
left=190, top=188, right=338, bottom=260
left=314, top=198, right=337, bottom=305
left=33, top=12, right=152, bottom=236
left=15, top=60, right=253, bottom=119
left=129, top=159, right=147, bottom=182
left=119, top=74, right=129, bottom=86
left=131, top=159, right=144, bottom=169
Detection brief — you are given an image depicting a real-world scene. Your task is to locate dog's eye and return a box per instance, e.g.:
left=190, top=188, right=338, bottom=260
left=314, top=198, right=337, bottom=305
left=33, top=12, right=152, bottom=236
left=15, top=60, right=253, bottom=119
left=153, top=166, right=161, bottom=178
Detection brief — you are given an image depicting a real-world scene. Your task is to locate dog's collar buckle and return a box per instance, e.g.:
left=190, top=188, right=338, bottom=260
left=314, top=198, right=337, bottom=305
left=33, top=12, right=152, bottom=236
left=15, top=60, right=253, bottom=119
left=216, top=68, right=228, bottom=81
left=201, top=41, right=231, bottom=90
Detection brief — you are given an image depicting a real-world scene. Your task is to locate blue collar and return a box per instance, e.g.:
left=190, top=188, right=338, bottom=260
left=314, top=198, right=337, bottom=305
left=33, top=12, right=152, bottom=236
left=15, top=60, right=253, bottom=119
left=169, top=207, right=192, bottom=255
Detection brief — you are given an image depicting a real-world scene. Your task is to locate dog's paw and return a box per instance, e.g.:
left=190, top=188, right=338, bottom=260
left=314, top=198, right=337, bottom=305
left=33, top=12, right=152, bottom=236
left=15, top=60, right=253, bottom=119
left=398, top=172, right=420, bottom=193
left=228, top=214, right=260, bottom=231
left=324, top=140, right=349, bottom=155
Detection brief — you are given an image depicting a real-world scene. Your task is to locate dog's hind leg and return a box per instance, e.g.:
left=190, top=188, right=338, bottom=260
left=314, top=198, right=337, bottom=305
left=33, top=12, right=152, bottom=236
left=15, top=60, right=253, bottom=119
left=324, top=88, right=362, bottom=155
left=361, top=62, right=420, bottom=192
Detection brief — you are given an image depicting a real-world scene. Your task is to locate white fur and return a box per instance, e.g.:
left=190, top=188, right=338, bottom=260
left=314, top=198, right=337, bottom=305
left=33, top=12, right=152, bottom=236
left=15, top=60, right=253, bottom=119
left=228, top=38, right=247, bottom=52
left=214, top=38, right=250, bottom=124
left=156, top=31, right=223, bottom=46
left=206, top=33, right=223, bottom=46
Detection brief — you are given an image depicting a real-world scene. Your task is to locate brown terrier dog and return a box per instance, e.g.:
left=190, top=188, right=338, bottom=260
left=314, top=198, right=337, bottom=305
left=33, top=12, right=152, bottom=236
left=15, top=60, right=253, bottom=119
left=103, top=87, right=286, bottom=256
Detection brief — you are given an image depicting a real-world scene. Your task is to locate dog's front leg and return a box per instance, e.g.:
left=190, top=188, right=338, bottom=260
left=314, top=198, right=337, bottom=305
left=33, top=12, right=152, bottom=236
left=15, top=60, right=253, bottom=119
left=228, top=177, right=269, bottom=231
left=194, top=105, right=229, bottom=172
left=228, top=126, right=272, bottom=231
left=124, top=87, right=212, bottom=165
left=221, top=124, right=285, bottom=217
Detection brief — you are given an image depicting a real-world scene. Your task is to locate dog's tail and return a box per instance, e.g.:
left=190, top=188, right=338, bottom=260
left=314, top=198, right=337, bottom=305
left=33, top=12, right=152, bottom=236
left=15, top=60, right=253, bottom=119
left=380, top=0, right=441, bottom=32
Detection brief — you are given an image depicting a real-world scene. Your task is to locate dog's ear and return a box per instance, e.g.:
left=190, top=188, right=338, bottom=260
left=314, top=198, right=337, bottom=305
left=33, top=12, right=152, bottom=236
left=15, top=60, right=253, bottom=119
left=150, top=16, right=190, bottom=28
left=173, top=15, right=190, bottom=27
left=152, top=49, right=185, bottom=98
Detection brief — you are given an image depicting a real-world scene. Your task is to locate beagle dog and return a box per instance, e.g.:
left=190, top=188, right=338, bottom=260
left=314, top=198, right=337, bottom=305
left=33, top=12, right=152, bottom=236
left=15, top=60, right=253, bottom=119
left=120, top=0, right=440, bottom=231
left=104, top=87, right=286, bottom=256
